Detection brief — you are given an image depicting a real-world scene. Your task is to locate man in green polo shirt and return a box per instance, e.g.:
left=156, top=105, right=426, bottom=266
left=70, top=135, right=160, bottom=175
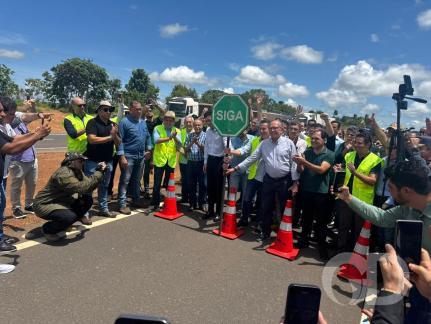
left=293, top=128, right=334, bottom=260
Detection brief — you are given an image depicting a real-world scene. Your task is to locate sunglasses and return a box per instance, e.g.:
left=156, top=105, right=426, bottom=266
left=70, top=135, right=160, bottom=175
left=76, top=104, right=86, bottom=108
left=101, top=107, right=115, bottom=113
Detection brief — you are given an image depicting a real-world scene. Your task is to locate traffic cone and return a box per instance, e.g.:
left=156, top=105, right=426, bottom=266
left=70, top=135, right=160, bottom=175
left=266, top=200, right=299, bottom=260
left=337, top=220, right=371, bottom=284
left=154, top=172, right=184, bottom=220
left=213, top=187, right=245, bottom=240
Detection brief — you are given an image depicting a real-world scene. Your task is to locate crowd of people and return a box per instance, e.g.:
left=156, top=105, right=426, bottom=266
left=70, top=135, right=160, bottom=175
left=1, top=94, right=431, bottom=322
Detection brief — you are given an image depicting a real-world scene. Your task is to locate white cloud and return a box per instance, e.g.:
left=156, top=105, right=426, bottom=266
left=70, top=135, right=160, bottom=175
left=251, top=42, right=282, bottom=60
left=285, top=98, right=297, bottom=106
left=403, top=101, right=430, bottom=117
left=222, top=87, right=234, bottom=94
left=361, top=103, right=379, bottom=114
left=159, top=23, right=189, bottom=38
left=0, top=32, right=26, bottom=45
left=235, top=65, right=286, bottom=85
left=228, top=63, right=240, bottom=71
left=327, top=53, right=338, bottom=62
left=418, top=80, right=431, bottom=95
left=278, top=82, right=309, bottom=98
left=0, top=49, right=24, bottom=59
left=316, top=60, right=431, bottom=107
left=417, top=9, right=431, bottom=29
left=370, top=33, right=380, bottom=43
left=150, top=66, right=212, bottom=85
left=280, top=45, right=323, bottom=64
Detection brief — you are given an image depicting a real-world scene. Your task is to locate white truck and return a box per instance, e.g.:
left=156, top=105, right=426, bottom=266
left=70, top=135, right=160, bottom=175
left=167, top=97, right=200, bottom=119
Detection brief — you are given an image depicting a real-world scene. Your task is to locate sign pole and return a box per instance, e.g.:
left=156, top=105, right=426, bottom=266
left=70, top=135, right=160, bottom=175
left=218, top=136, right=230, bottom=235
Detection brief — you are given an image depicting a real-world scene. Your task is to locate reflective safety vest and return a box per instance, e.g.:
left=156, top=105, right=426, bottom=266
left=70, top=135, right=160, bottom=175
left=344, top=151, right=382, bottom=204
left=248, top=136, right=262, bottom=180
left=153, top=125, right=178, bottom=168
left=305, top=135, right=312, bottom=148
left=64, top=114, right=93, bottom=154
left=179, top=128, right=188, bottom=164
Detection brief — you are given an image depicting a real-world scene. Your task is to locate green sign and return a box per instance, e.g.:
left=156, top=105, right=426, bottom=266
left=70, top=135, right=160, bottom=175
left=212, top=95, right=250, bottom=137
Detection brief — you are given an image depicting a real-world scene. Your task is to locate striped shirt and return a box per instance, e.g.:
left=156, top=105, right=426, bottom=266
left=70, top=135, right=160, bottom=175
left=185, top=131, right=206, bottom=161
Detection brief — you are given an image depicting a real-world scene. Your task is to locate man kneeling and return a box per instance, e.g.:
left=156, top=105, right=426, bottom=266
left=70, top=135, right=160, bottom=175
left=33, top=152, right=106, bottom=241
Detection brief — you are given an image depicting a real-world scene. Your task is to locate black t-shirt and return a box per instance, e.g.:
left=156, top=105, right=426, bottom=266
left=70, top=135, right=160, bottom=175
left=85, top=116, right=114, bottom=162
left=347, top=153, right=381, bottom=192
left=0, top=131, right=13, bottom=180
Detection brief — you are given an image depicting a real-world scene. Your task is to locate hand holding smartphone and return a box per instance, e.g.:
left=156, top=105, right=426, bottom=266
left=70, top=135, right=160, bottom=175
left=284, top=284, right=321, bottom=324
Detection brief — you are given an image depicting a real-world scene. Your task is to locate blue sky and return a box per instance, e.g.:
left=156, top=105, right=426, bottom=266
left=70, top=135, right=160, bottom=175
left=1, top=0, right=431, bottom=127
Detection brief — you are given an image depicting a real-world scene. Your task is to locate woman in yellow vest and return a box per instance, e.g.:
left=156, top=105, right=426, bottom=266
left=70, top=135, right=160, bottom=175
left=151, top=111, right=182, bottom=212
left=63, top=97, right=93, bottom=154
left=336, top=132, right=382, bottom=253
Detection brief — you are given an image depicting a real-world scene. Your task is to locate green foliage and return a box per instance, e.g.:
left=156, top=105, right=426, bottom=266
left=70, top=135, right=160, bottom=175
left=0, top=64, right=19, bottom=96
left=24, top=78, right=49, bottom=98
left=43, top=58, right=112, bottom=108
left=200, top=89, right=225, bottom=104
left=166, top=84, right=198, bottom=103
left=240, top=89, right=270, bottom=110
left=339, top=114, right=366, bottom=127
left=124, top=68, right=159, bottom=105
left=267, top=99, right=296, bottom=115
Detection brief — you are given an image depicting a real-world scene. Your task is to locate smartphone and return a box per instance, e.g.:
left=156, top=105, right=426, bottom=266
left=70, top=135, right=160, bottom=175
left=115, top=314, right=170, bottom=324
left=333, top=170, right=346, bottom=191
left=395, top=220, right=423, bottom=266
left=284, top=284, right=321, bottom=324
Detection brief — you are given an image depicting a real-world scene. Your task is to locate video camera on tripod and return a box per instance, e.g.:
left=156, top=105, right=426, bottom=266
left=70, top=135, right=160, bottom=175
left=390, top=75, right=427, bottom=162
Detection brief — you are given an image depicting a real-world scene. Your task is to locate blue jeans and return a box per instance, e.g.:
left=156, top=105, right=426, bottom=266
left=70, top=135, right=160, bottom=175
left=0, top=179, right=6, bottom=240
left=118, top=156, right=144, bottom=208
left=84, top=160, right=113, bottom=212
left=241, top=179, right=262, bottom=223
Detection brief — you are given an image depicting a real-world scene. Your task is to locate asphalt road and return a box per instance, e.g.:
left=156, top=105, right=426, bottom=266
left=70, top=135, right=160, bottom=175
left=35, top=134, right=67, bottom=152
left=0, top=208, right=362, bottom=324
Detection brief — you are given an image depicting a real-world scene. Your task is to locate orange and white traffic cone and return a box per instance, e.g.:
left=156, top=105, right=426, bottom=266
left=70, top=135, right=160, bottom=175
left=154, top=172, right=184, bottom=221
left=213, top=187, right=245, bottom=240
left=337, top=220, right=371, bottom=284
left=266, top=200, right=299, bottom=260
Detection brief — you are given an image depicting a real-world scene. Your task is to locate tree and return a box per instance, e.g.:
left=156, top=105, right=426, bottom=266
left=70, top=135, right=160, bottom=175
left=240, top=89, right=270, bottom=111
left=125, top=68, right=159, bottom=104
left=333, top=109, right=339, bottom=116
left=166, top=84, right=198, bottom=103
left=0, top=64, right=19, bottom=97
left=24, top=78, right=49, bottom=98
left=200, top=89, right=225, bottom=104
left=43, top=58, right=111, bottom=107
left=107, top=78, right=122, bottom=102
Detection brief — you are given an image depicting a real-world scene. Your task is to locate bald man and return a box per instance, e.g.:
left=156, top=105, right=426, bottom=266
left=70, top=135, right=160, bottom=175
left=63, top=97, right=93, bottom=154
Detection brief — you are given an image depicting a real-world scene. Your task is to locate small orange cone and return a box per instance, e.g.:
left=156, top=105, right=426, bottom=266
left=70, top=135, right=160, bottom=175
left=337, top=220, right=371, bottom=284
left=154, top=172, right=184, bottom=221
left=266, top=200, right=299, bottom=260
left=213, top=187, right=245, bottom=240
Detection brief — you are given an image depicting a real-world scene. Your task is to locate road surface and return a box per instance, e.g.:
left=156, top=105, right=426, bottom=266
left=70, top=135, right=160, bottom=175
left=35, top=134, right=67, bottom=152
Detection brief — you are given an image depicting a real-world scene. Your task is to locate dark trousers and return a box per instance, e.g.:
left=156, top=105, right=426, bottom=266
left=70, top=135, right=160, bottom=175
left=206, top=155, right=224, bottom=216
left=241, top=179, right=262, bottom=223
left=152, top=163, right=174, bottom=207
left=108, top=154, right=119, bottom=196
left=179, top=162, right=189, bottom=203
left=41, top=196, right=93, bottom=234
left=261, top=174, right=293, bottom=236
left=336, top=199, right=365, bottom=252
left=188, top=160, right=206, bottom=207
left=299, top=191, right=330, bottom=245
left=143, top=158, right=151, bottom=192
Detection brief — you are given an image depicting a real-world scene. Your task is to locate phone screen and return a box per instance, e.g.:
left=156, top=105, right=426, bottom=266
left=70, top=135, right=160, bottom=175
left=333, top=171, right=346, bottom=191
left=284, top=284, right=321, bottom=324
left=395, top=220, right=423, bottom=266
left=115, top=315, right=170, bottom=324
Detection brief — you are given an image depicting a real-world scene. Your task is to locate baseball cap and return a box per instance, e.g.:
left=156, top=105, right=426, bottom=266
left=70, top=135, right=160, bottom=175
left=61, top=152, right=87, bottom=165
left=164, top=111, right=176, bottom=119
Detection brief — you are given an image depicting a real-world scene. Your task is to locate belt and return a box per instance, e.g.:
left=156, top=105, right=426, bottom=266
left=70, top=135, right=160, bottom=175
left=264, top=173, right=291, bottom=181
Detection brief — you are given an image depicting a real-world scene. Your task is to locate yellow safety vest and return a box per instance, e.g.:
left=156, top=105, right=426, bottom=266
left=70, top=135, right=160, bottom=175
left=344, top=151, right=382, bottom=204
left=153, top=125, right=178, bottom=168
left=305, top=135, right=312, bottom=148
left=64, top=114, right=93, bottom=154
left=248, top=136, right=261, bottom=180
left=179, top=128, right=188, bottom=164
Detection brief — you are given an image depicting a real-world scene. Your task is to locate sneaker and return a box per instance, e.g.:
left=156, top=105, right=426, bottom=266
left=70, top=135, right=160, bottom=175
left=24, top=205, right=34, bottom=213
left=41, top=228, right=66, bottom=242
left=0, top=240, right=17, bottom=254
left=80, top=215, right=92, bottom=225
left=13, top=208, right=27, bottom=219
left=99, top=210, right=116, bottom=218
left=256, top=232, right=271, bottom=243
left=119, top=206, right=131, bottom=215
left=143, top=192, right=151, bottom=200
left=2, top=235, right=18, bottom=245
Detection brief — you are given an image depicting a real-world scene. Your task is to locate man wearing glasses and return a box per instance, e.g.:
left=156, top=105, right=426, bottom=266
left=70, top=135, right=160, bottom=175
left=64, top=97, right=93, bottom=154
left=83, top=101, right=121, bottom=221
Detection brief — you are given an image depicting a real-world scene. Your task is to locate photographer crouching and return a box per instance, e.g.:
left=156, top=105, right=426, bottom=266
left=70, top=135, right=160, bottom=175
left=33, top=152, right=107, bottom=241
left=336, top=159, right=431, bottom=323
